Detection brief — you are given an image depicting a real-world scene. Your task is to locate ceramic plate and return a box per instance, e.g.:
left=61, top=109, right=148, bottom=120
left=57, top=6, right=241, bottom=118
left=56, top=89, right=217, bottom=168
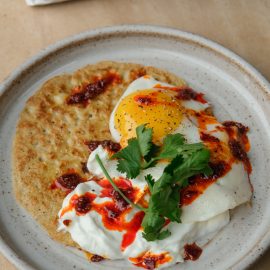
left=0, top=25, right=270, bottom=270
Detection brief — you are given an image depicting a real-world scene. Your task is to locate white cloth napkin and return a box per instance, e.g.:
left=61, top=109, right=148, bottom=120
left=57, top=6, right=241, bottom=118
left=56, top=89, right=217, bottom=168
left=25, top=0, right=72, bottom=5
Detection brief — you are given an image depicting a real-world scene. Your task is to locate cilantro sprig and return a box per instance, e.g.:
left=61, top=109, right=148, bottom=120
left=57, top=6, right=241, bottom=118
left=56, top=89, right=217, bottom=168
left=142, top=148, right=211, bottom=241
left=95, top=124, right=212, bottom=242
left=111, top=125, right=158, bottom=178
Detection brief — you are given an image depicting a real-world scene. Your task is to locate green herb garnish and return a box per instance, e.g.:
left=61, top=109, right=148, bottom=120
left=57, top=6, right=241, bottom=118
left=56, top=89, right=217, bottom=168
left=95, top=124, right=212, bottom=241
left=111, top=124, right=158, bottom=178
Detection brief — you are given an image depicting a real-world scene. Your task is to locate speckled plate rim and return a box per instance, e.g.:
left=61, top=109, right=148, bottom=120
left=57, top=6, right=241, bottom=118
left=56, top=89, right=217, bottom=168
left=0, top=24, right=270, bottom=270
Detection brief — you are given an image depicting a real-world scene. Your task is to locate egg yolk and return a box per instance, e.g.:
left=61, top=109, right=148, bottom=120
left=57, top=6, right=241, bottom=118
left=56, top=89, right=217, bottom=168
left=114, top=89, right=184, bottom=145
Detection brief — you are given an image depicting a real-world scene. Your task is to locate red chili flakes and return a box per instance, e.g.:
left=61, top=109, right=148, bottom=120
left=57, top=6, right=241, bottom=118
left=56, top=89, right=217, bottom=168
left=60, top=192, right=96, bottom=217
left=177, top=88, right=197, bottom=100
left=111, top=189, right=130, bottom=211
left=130, top=253, right=170, bottom=269
left=67, top=80, right=107, bottom=104
left=63, top=219, right=72, bottom=226
left=223, top=121, right=249, bottom=135
left=90, top=178, right=144, bottom=250
left=104, top=205, right=121, bottom=219
left=74, top=196, right=92, bottom=214
left=67, top=72, right=120, bottom=105
left=91, top=254, right=104, bottom=262
left=81, top=162, right=89, bottom=173
left=85, top=140, right=121, bottom=152
left=135, top=96, right=154, bottom=105
left=133, top=92, right=175, bottom=107
left=208, top=161, right=230, bottom=179
left=223, top=120, right=252, bottom=173
left=98, top=178, right=136, bottom=211
left=50, top=182, right=57, bottom=190
left=184, top=243, right=202, bottom=261
left=200, top=132, right=220, bottom=143
left=85, top=141, right=100, bottom=151
left=181, top=161, right=231, bottom=206
left=229, top=140, right=246, bottom=160
left=223, top=121, right=250, bottom=148
left=176, top=88, right=207, bottom=104
left=229, top=139, right=252, bottom=173
left=56, top=172, right=83, bottom=191
left=143, top=257, right=157, bottom=269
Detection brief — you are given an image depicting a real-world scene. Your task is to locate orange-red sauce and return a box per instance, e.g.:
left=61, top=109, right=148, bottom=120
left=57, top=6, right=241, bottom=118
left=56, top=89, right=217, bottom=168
left=60, top=192, right=97, bottom=217
left=129, top=252, right=172, bottom=269
left=176, top=88, right=207, bottom=104
left=180, top=112, right=252, bottom=206
left=181, top=161, right=231, bottom=206
left=67, top=71, right=122, bottom=106
left=133, top=91, right=178, bottom=107
left=153, top=84, right=207, bottom=104
left=60, top=177, right=145, bottom=250
left=223, top=121, right=252, bottom=174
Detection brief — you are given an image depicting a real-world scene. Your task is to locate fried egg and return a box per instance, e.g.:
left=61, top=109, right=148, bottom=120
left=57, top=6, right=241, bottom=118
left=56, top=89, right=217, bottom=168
left=58, top=76, right=252, bottom=269
left=109, top=76, right=209, bottom=146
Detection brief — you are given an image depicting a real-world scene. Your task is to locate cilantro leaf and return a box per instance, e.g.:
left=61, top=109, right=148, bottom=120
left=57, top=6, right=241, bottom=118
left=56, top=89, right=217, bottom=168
left=141, top=211, right=168, bottom=241
left=158, top=133, right=185, bottom=159
left=172, top=148, right=212, bottom=184
left=159, top=186, right=181, bottom=222
left=144, top=143, right=160, bottom=163
left=144, top=174, right=155, bottom=193
left=136, top=124, right=153, bottom=157
left=175, top=143, right=206, bottom=158
left=142, top=184, right=179, bottom=241
left=112, top=126, right=193, bottom=178
left=149, top=184, right=181, bottom=222
left=157, top=230, right=171, bottom=240
left=112, top=125, right=156, bottom=178
left=112, top=138, right=141, bottom=179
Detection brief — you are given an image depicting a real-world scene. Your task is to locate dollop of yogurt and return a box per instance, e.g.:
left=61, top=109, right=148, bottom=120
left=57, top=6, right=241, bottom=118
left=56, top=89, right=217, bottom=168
left=58, top=146, right=230, bottom=269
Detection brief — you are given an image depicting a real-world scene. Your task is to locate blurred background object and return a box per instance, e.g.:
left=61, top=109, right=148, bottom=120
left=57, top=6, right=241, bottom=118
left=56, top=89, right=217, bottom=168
left=26, top=0, right=71, bottom=6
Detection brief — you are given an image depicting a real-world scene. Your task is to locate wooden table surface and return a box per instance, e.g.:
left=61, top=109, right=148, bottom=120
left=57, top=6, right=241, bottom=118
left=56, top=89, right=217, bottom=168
left=0, top=0, right=270, bottom=269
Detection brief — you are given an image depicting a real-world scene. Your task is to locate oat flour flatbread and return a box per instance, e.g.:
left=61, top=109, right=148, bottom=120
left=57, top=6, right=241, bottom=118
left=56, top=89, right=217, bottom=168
left=12, top=61, right=187, bottom=247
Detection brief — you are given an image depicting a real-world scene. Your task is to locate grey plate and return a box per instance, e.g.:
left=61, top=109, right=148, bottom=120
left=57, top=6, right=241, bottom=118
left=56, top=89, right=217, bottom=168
left=0, top=25, right=270, bottom=270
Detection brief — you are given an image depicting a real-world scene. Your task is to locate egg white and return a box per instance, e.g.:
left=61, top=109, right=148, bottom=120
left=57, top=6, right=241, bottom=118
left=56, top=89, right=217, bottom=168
left=181, top=163, right=252, bottom=223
